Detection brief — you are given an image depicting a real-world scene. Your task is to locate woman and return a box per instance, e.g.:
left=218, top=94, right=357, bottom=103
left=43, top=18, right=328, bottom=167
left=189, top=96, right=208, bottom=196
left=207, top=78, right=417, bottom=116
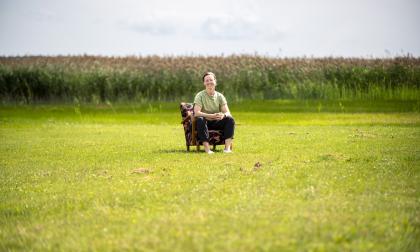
left=194, top=72, right=235, bottom=154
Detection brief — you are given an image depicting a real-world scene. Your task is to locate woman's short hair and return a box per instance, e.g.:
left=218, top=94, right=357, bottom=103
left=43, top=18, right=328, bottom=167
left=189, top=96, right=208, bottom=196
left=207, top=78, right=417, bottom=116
left=202, top=72, right=216, bottom=82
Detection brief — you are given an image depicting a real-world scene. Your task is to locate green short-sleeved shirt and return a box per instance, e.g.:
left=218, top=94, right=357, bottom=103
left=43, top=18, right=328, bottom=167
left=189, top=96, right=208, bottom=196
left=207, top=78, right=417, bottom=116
left=194, top=90, right=227, bottom=114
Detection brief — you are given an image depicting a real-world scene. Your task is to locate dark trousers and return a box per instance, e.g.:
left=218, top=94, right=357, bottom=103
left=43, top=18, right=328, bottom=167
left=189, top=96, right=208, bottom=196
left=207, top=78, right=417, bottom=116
left=196, top=116, right=235, bottom=142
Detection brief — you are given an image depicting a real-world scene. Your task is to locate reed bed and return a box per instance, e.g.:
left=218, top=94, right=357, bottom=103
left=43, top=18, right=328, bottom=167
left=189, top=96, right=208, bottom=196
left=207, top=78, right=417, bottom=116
left=0, top=55, right=419, bottom=103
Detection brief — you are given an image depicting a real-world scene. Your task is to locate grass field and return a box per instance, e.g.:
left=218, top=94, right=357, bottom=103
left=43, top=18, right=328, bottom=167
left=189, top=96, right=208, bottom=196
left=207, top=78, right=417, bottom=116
left=1, top=100, right=419, bottom=251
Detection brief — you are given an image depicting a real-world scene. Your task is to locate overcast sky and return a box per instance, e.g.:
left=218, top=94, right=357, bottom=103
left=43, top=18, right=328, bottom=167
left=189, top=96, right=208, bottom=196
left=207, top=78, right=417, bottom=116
left=1, top=0, right=419, bottom=57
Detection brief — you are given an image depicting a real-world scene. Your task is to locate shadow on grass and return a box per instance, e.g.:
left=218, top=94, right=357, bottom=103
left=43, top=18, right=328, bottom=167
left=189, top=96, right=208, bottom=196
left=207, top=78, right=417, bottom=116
left=155, top=149, right=225, bottom=154
left=156, top=149, right=196, bottom=154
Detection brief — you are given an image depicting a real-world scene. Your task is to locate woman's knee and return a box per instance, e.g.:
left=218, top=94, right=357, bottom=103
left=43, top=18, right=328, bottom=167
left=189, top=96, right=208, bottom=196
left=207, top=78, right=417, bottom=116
left=226, top=116, right=235, bottom=125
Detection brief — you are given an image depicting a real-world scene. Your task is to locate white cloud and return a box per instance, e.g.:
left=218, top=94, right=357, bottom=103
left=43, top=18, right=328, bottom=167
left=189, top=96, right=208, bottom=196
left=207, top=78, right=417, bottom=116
left=124, top=21, right=177, bottom=36
left=120, top=10, right=285, bottom=42
left=198, top=16, right=282, bottom=40
left=29, top=8, right=58, bottom=23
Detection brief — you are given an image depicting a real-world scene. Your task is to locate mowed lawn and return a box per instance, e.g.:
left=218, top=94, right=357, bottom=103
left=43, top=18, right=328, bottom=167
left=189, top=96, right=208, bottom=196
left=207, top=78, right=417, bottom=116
left=0, top=101, right=419, bottom=251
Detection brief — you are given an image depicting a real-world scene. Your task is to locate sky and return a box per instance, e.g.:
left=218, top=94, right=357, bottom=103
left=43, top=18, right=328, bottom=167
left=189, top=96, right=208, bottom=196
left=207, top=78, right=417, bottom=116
left=0, top=0, right=419, bottom=57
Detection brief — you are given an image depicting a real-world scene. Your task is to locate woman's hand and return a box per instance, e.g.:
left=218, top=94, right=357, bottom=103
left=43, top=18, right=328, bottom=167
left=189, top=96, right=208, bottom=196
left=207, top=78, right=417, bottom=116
left=214, top=112, right=225, bottom=120
left=206, top=113, right=223, bottom=121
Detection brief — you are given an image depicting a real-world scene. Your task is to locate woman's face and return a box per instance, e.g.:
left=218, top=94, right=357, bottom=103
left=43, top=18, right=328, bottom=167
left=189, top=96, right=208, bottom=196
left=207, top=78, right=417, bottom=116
left=203, top=74, right=216, bottom=94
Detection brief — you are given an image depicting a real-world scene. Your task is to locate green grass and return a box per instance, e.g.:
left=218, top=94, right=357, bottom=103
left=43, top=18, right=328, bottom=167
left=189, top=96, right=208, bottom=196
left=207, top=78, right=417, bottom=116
left=1, top=100, right=419, bottom=251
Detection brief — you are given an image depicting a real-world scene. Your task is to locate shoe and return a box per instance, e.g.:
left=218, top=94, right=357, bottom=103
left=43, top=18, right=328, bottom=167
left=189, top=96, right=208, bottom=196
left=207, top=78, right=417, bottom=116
left=223, top=149, right=232, bottom=153
left=206, top=150, right=214, bottom=154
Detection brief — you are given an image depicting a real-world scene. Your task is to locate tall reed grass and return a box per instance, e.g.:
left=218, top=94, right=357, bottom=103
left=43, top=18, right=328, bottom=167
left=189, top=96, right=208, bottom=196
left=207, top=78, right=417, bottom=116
left=0, top=55, right=419, bottom=103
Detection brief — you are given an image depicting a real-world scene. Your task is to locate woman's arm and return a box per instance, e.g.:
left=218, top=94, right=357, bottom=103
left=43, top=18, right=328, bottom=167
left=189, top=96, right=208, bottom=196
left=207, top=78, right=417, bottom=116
left=194, top=104, right=219, bottom=120
left=221, top=104, right=232, bottom=118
